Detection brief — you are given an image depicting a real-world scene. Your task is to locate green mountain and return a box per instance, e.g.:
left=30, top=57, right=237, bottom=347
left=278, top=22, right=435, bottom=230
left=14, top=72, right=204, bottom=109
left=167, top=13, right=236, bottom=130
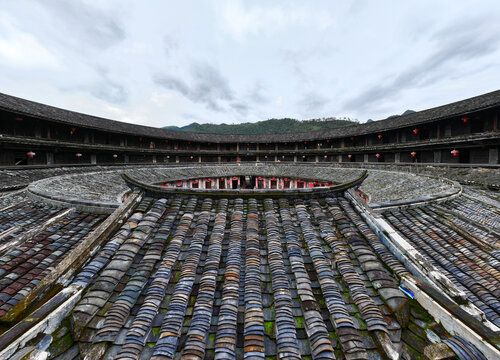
left=163, top=117, right=358, bottom=135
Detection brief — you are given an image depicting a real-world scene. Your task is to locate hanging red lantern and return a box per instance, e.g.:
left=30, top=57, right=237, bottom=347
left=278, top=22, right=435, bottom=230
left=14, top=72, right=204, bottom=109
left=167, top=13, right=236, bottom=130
left=264, top=155, right=268, bottom=159
left=190, top=156, right=193, bottom=159
left=233, top=177, right=238, bottom=180
left=324, top=155, right=328, bottom=159
left=348, top=154, right=352, bottom=159
left=462, top=117, right=469, bottom=123
left=378, top=134, right=382, bottom=140
left=113, top=154, right=118, bottom=159
left=27, top=151, right=35, bottom=158
left=15, top=117, right=23, bottom=121
left=304, top=141, right=307, bottom=144
left=282, top=155, right=285, bottom=159
left=238, top=158, right=241, bottom=162
left=376, top=153, right=380, bottom=158
left=302, top=155, right=306, bottom=158
left=350, top=137, right=354, bottom=141
left=193, top=179, right=198, bottom=184
left=411, top=152, right=417, bottom=157
left=451, top=149, right=459, bottom=156
left=70, top=127, right=76, bottom=134
left=413, top=128, right=419, bottom=135
left=139, top=137, right=143, bottom=142
left=75, top=153, right=82, bottom=157
left=165, top=139, right=168, bottom=143
left=177, top=181, right=182, bottom=186
left=326, top=139, right=329, bottom=143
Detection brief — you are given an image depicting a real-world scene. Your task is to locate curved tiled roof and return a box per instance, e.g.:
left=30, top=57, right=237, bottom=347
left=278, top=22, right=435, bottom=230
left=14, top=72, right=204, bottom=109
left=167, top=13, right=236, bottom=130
left=0, top=89, right=499, bottom=143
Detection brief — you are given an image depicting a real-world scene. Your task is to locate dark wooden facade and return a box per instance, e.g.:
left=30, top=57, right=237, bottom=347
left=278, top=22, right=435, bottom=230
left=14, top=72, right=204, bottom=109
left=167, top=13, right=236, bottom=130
left=0, top=91, right=499, bottom=166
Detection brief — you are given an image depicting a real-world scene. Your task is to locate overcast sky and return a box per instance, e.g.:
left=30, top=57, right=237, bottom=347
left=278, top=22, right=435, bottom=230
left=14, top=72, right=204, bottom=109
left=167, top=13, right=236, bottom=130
left=1, top=1, right=500, bottom=128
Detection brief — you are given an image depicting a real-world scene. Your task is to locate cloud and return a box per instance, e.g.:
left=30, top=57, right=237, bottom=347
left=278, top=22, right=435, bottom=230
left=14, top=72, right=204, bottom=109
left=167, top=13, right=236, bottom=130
left=35, top=0, right=125, bottom=50
left=154, top=62, right=234, bottom=112
left=219, top=1, right=331, bottom=40
left=0, top=14, right=61, bottom=69
left=342, top=16, right=500, bottom=112
left=248, top=82, right=269, bottom=105
left=298, top=92, right=330, bottom=113
left=163, top=35, right=178, bottom=57
left=58, top=66, right=128, bottom=104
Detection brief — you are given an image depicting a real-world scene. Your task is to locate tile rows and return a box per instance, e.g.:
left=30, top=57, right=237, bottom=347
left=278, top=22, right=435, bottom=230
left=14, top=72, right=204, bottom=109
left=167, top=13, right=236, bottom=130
left=441, top=197, right=500, bottom=233
left=327, top=197, right=408, bottom=323
left=152, top=198, right=213, bottom=359
left=71, top=198, right=151, bottom=287
left=337, top=198, right=410, bottom=278
left=418, top=207, right=500, bottom=276
left=72, top=198, right=169, bottom=334
left=243, top=199, right=266, bottom=359
left=384, top=207, right=500, bottom=326
left=292, top=199, right=369, bottom=359
left=8, top=195, right=458, bottom=359
left=0, top=211, right=104, bottom=317
left=429, top=204, right=499, bottom=248
left=277, top=198, right=337, bottom=359
left=262, top=199, right=301, bottom=360
left=214, top=199, right=245, bottom=360
left=320, top=200, right=389, bottom=336
left=0, top=202, right=59, bottom=240
left=94, top=197, right=183, bottom=343
left=182, top=199, right=228, bottom=359
left=115, top=198, right=198, bottom=359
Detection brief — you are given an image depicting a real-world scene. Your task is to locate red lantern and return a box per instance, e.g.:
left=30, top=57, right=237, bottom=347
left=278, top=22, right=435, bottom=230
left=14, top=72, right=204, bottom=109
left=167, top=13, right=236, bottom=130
left=139, top=137, right=142, bottom=142
left=193, top=179, right=198, bottom=184
left=75, top=153, right=82, bottom=157
left=238, top=158, right=241, bottom=162
left=451, top=149, right=459, bottom=156
left=14, top=117, right=23, bottom=121
left=326, top=139, right=329, bottom=143
left=264, top=155, right=268, bottom=159
left=411, top=152, right=417, bottom=157
left=378, top=134, right=382, bottom=140
left=113, top=154, right=118, bottom=159
left=304, top=141, right=307, bottom=144
left=165, top=139, right=168, bottom=143
left=177, top=181, right=182, bottom=186
left=413, top=128, right=419, bottom=135
left=462, top=117, right=469, bottom=123
left=324, top=155, right=328, bottom=159
left=350, top=137, right=354, bottom=141
left=282, top=155, right=285, bottom=159
left=302, top=155, right=306, bottom=158
left=348, top=154, right=352, bottom=159
left=27, top=151, right=35, bottom=158
left=70, top=127, right=76, bottom=134
left=233, top=177, right=238, bottom=180
left=376, top=153, right=380, bottom=158
left=190, top=156, right=193, bottom=159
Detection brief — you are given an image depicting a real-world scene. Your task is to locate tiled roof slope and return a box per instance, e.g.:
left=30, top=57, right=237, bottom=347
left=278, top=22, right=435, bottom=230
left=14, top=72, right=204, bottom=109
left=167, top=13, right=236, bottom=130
left=0, top=202, right=106, bottom=319
left=1, top=89, right=499, bottom=142
left=24, top=195, right=453, bottom=359
left=383, top=192, right=500, bottom=327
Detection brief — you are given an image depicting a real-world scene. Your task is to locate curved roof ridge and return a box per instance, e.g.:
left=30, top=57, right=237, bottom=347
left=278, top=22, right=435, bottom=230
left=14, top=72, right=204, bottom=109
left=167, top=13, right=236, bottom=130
left=0, top=89, right=499, bottom=143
